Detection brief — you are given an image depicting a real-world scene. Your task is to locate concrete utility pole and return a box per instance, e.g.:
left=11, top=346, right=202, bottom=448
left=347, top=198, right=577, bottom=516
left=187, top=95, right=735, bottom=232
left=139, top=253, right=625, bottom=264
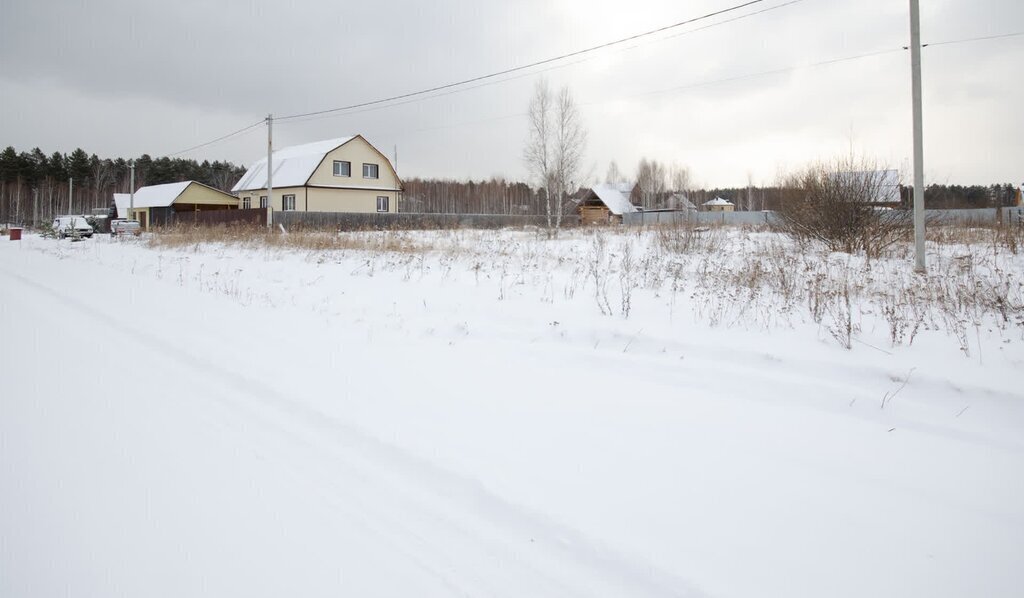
left=266, top=113, right=273, bottom=229
left=910, top=0, right=926, bottom=273
left=68, top=178, right=73, bottom=215
left=129, top=161, right=135, bottom=220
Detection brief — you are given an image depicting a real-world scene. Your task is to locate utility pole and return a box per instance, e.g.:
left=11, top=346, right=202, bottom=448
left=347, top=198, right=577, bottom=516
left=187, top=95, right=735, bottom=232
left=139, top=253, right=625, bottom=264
left=266, top=113, right=273, bottom=229
left=129, top=161, right=136, bottom=221
left=68, top=178, right=73, bottom=215
left=33, top=188, right=38, bottom=227
left=910, top=0, right=926, bottom=273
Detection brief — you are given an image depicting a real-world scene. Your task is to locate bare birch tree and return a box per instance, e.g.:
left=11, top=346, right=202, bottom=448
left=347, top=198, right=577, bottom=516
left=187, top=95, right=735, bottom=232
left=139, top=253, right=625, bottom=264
left=670, top=163, right=692, bottom=193
left=605, top=161, right=623, bottom=184
left=636, top=158, right=668, bottom=209
left=524, top=79, right=586, bottom=233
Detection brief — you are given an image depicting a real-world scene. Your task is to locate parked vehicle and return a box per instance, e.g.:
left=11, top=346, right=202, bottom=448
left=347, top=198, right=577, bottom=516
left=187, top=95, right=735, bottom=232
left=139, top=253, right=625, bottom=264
left=110, top=219, right=142, bottom=237
left=52, top=216, right=94, bottom=239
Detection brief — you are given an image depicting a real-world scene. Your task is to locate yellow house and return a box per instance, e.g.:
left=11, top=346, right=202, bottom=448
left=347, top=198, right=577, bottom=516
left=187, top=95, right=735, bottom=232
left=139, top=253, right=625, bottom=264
left=232, top=136, right=402, bottom=213
left=114, top=181, right=240, bottom=229
left=702, top=197, right=735, bottom=212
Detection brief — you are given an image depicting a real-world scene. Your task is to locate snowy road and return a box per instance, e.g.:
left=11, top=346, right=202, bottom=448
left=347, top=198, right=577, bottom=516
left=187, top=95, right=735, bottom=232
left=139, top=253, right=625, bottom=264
left=1, top=247, right=693, bottom=596
left=2, top=235, right=1023, bottom=597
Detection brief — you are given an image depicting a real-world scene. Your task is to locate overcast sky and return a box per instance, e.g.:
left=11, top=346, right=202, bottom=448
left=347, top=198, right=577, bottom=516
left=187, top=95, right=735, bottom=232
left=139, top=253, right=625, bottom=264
left=1, top=0, right=1021, bottom=187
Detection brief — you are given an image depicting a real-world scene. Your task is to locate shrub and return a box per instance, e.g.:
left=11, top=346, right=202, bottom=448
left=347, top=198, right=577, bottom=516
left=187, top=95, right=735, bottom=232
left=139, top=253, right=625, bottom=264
left=777, top=156, right=909, bottom=258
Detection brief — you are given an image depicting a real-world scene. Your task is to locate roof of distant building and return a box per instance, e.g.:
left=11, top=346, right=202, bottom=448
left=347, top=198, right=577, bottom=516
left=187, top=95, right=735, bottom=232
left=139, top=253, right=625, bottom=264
left=588, top=182, right=638, bottom=215
left=232, top=137, right=356, bottom=192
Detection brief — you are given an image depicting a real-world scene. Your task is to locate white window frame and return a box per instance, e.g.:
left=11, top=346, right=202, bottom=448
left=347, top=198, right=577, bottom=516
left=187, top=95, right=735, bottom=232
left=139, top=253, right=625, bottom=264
left=363, top=163, right=379, bottom=179
left=282, top=194, right=296, bottom=211
left=333, top=160, right=351, bottom=177
left=242, top=197, right=251, bottom=209
left=259, top=196, right=268, bottom=209
left=376, top=196, right=389, bottom=212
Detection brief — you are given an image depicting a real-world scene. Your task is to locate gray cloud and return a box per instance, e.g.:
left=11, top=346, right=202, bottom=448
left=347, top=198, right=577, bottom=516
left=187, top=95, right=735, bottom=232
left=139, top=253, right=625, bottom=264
left=1, top=0, right=1021, bottom=186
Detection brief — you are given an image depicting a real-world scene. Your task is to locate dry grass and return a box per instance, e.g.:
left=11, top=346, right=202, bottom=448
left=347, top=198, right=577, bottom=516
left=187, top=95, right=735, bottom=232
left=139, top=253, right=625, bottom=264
left=926, top=221, right=1023, bottom=255
left=146, top=225, right=434, bottom=254
left=138, top=222, right=1024, bottom=354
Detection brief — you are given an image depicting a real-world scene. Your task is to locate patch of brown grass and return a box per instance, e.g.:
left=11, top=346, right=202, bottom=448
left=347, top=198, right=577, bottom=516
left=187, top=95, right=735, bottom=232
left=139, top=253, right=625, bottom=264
left=146, top=225, right=434, bottom=254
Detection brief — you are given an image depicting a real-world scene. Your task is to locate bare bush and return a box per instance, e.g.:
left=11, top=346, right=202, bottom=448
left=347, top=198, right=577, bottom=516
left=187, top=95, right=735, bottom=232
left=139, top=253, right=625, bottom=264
left=777, top=157, right=909, bottom=258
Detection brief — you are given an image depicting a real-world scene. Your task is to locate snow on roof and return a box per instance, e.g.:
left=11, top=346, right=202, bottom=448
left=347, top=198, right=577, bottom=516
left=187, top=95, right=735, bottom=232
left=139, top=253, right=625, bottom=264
left=232, top=137, right=355, bottom=192
left=589, top=182, right=638, bottom=215
left=703, top=197, right=734, bottom=206
left=113, top=181, right=192, bottom=216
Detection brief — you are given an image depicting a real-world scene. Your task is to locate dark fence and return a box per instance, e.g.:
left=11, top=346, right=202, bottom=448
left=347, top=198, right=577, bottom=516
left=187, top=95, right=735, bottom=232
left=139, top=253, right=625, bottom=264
left=274, top=211, right=580, bottom=231
left=173, top=208, right=267, bottom=227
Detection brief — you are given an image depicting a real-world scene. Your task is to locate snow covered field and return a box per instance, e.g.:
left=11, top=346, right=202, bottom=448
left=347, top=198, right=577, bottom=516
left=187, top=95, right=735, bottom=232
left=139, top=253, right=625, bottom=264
left=2, top=227, right=1022, bottom=597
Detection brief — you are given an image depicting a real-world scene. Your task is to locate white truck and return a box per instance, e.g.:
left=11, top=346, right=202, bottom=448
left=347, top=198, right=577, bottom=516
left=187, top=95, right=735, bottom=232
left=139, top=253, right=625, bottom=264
left=52, top=216, right=94, bottom=239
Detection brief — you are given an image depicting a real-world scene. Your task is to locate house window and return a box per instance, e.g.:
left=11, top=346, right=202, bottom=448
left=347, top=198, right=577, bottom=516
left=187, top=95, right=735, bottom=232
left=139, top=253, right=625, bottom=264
left=282, top=194, right=296, bottom=211
left=259, top=196, right=268, bottom=209
left=376, top=196, right=389, bottom=212
left=333, top=160, right=351, bottom=177
left=363, top=163, right=379, bottom=179
left=242, top=197, right=251, bottom=209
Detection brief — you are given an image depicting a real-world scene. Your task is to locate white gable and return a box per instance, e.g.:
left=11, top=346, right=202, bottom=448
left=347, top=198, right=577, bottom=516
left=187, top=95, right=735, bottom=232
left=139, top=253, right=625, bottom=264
left=232, top=137, right=355, bottom=192
left=113, top=181, right=192, bottom=217
left=590, top=183, right=638, bottom=215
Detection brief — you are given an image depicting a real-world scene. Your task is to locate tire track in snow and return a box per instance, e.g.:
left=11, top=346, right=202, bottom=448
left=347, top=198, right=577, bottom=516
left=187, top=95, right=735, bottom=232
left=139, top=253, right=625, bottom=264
left=0, top=263, right=706, bottom=598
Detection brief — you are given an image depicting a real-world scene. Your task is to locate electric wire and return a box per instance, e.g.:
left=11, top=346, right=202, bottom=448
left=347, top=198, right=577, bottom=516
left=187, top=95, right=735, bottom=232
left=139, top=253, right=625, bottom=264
left=163, top=25, right=1023, bottom=157
left=275, top=0, right=785, bottom=122
left=165, top=120, right=265, bottom=157
left=922, top=30, right=1024, bottom=48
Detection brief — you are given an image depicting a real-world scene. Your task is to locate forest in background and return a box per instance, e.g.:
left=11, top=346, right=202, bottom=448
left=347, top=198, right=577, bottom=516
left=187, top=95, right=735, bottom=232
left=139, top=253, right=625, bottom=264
left=0, top=146, right=245, bottom=224
left=1, top=145, right=1018, bottom=225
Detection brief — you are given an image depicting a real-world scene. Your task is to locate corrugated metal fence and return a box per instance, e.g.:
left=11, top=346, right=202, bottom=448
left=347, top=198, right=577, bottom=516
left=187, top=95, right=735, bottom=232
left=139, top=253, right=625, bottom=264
left=623, top=207, right=1024, bottom=227
left=275, top=211, right=580, bottom=231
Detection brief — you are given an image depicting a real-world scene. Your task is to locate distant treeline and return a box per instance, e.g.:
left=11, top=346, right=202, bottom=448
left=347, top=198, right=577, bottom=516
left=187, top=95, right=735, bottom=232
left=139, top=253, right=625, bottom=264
left=2, top=144, right=1016, bottom=225
left=0, top=145, right=245, bottom=224
left=400, top=177, right=549, bottom=215
left=700, top=183, right=1020, bottom=211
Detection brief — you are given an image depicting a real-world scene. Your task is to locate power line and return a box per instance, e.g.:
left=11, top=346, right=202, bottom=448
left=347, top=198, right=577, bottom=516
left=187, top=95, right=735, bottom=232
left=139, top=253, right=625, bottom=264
left=394, top=31, right=1019, bottom=139
left=396, top=47, right=906, bottom=139
left=276, top=0, right=802, bottom=128
left=164, top=119, right=265, bottom=157
left=158, top=1, right=803, bottom=156
left=276, top=0, right=796, bottom=122
left=159, top=23, right=1021, bottom=159
left=922, top=30, right=1024, bottom=48
left=663, top=0, right=806, bottom=41
left=275, top=55, right=595, bottom=128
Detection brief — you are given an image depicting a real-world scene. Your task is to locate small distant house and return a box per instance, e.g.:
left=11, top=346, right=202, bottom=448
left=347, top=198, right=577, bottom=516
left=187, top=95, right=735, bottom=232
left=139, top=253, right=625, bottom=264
left=232, top=135, right=401, bottom=214
left=114, top=181, right=239, bottom=229
left=578, top=182, right=638, bottom=224
left=702, top=197, right=735, bottom=212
